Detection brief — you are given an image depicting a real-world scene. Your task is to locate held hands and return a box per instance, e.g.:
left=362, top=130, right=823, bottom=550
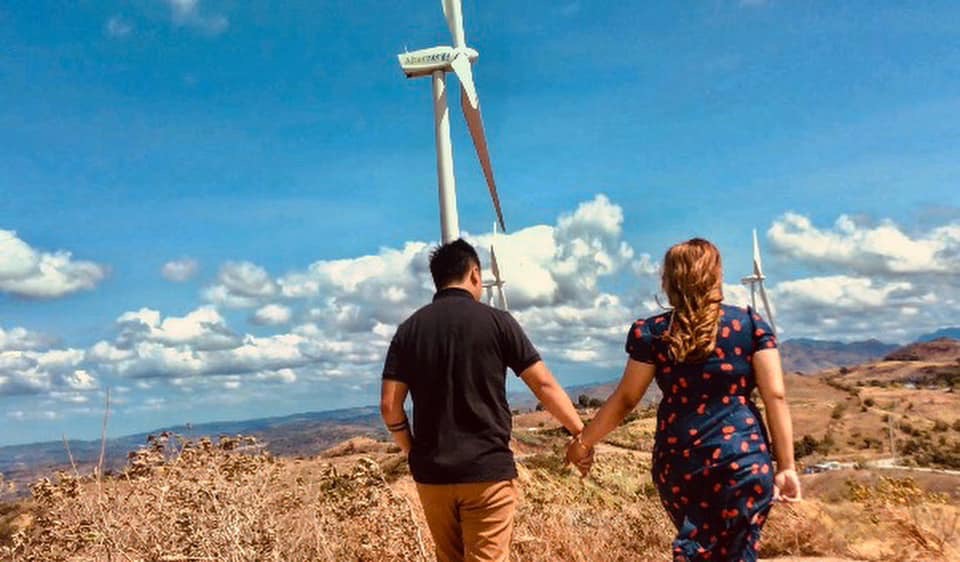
left=773, top=468, right=802, bottom=503
left=564, top=435, right=595, bottom=478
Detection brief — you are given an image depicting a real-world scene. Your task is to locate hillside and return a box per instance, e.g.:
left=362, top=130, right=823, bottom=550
left=2, top=421, right=957, bottom=560
left=779, top=338, right=898, bottom=374
left=918, top=327, right=960, bottom=342
left=883, top=337, right=960, bottom=362
left=784, top=339, right=960, bottom=472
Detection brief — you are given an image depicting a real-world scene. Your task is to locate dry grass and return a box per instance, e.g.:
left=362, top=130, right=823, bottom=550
left=1, top=433, right=427, bottom=561
left=2, top=426, right=959, bottom=561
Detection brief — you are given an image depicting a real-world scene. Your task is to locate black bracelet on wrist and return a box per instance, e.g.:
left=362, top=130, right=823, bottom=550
left=386, top=419, right=409, bottom=433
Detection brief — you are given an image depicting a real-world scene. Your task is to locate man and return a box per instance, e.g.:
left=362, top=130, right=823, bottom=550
left=381, top=239, right=586, bottom=562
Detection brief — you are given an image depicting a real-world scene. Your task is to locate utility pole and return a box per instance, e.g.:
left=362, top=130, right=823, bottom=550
left=888, top=413, right=896, bottom=464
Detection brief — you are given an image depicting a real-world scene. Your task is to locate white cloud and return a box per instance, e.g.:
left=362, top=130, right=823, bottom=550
left=113, top=306, right=241, bottom=350
left=204, top=261, right=278, bottom=308
left=105, top=15, right=133, bottom=37
left=11, top=198, right=960, bottom=411
left=162, top=258, right=199, bottom=282
left=0, top=325, right=96, bottom=397
left=69, top=196, right=646, bottom=393
left=753, top=212, right=960, bottom=340
left=0, top=229, right=108, bottom=299
left=775, top=275, right=914, bottom=310
left=165, top=0, right=229, bottom=35
left=256, top=368, right=297, bottom=384
left=6, top=410, right=58, bottom=421
left=251, top=304, right=292, bottom=326
left=768, top=212, right=960, bottom=275
left=0, top=325, right=55, bottom=351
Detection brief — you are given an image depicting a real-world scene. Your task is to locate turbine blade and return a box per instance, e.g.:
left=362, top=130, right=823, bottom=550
left=441, top=0, right=465, bottom=48
left=750, top=282, right=757, bottom=312
left=460, top=85, right=506, bottom=233
left=758, top=281, right=777, bottom=336
left=498, top=284, right=508, bottom=311
left=753, top=228, right=763, bottom=276
left=490, top=245, right=502, bottom=282
left=450, top=53, right=478, bottom=109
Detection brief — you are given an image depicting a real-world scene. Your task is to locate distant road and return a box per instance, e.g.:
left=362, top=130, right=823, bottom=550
left=865, top=457, right=960, bottom=476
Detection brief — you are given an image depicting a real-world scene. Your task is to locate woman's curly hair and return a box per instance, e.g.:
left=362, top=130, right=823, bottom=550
left=660, top=238, right=724, bottom=363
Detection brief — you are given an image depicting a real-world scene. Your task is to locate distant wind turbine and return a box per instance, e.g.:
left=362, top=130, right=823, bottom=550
left=482, top=223, right=508, bottom=310
left=397, top=0, right=505, bottom=244
left=741, top=229, right=777, bottom=335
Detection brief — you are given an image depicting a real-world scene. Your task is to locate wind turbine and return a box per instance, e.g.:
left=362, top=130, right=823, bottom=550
left=483, top=223, right=508, bottom=310
left=397, top=0, right=505, bottom=245
left=741, top=229, right=777, bottom=335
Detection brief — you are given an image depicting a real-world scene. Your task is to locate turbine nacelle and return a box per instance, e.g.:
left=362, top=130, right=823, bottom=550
left=398, top=46, right=479, bottom=79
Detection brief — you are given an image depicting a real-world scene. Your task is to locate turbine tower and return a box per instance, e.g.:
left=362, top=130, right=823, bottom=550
left=741, top=229, right=777, bottom=335
left=398, top=0, right=505, bottom=244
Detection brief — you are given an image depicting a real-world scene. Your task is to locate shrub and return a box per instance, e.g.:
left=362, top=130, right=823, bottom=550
left=864, top=398, right=876, bottom=407
left=795, top=434, right=819, bottom=459
left=831, top=403, right=846, bottom=420
left=933, top=419, right=950, bottom=432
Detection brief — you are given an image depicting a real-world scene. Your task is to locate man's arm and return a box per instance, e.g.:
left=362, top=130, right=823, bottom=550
left=519, top=361, right=584, bottom=435
left=380, top=379, right=413, bottom=455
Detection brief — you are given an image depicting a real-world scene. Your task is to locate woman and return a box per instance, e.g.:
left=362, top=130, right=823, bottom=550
left=568, top=238, right=801, bottom=562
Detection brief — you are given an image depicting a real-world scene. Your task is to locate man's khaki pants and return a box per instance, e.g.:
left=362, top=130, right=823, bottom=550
left=415, top=480, right=517, bottom=562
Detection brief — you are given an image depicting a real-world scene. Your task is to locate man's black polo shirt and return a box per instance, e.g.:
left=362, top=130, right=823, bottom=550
left=382, top=287, right=540, bottom=484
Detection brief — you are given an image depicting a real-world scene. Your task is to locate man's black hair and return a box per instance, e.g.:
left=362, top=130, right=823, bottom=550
left=429, top=238, right=480, bottom=290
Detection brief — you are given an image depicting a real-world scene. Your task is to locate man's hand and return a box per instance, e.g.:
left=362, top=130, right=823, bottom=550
left=565, top=435, right=594, bottom=478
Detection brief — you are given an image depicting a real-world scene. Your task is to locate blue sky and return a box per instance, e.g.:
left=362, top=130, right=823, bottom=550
left=1, top=0, right=959, bottom=446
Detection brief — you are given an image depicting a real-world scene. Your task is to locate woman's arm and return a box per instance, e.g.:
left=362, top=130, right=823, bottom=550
left=753, top=348, right=794, bottom=468
left=754, top=348, right=802, bottom=501
left=579, top=359, right=657, bottom=448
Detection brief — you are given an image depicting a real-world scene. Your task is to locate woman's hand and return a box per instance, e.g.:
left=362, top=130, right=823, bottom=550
left=565, top=435, right=594, bottom=478
left=773, top=468, right=802, bottom=502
